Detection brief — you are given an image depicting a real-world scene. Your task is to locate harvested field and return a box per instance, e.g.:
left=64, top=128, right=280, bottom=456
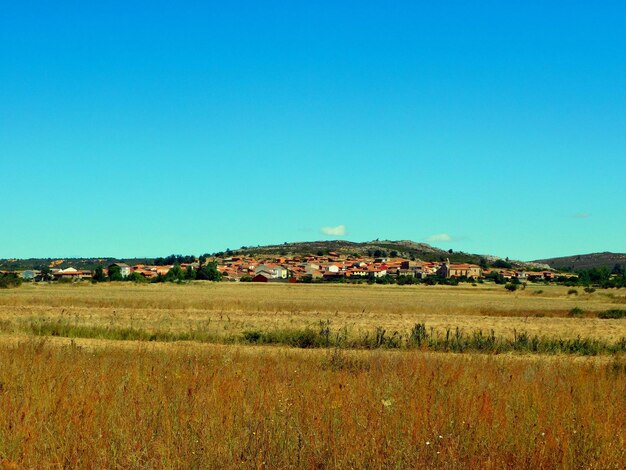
left=0, top=283, right=624, bottom=468
left=0, top=283, right=624, bottom=342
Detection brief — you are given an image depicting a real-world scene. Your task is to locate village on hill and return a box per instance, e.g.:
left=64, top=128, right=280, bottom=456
left=3, top=252, right=556, bottom=284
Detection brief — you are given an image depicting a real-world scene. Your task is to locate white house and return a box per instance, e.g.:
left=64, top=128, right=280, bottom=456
left=255, top=264, right=288, bottom=279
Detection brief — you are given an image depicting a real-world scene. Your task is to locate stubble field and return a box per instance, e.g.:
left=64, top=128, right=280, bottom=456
left=0, top=282, right=624, bottom=468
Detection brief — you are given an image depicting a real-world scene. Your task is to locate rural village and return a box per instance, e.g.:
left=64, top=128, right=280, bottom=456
left=4, top=253, right=557, bottom=283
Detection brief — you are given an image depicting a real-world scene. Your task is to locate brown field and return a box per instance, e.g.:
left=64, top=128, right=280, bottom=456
left=0, top=283, right=625, bottom=468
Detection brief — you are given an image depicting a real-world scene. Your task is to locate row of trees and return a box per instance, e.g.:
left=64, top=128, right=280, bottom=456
left=92, top=262, right=222, bottom=284
left=152, top=254, right=210, bottom=266
left=570, top=266, right=626, bottom=288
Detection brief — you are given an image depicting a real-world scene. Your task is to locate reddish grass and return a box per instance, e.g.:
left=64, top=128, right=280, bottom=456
left=0, top=340, right=624, bottom=468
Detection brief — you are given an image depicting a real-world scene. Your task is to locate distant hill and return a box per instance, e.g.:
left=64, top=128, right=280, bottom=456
left=534, top=252, right=626, bottom=271
left=233, top=239, right=486, bottom=264
left=9, top=241, right=620, bottom=272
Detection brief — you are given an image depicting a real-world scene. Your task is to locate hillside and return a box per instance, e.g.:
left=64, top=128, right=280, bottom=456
left=233, top=240, right=487, bottom=264
left=534, top=252, right=626, bottom=271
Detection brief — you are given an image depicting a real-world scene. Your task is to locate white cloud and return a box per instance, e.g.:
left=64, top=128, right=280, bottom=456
left=573, top=212, right=590, bottom=219
left=426, top=233, right=453, bottom=242
left=321, top=225, right=347, bottom=237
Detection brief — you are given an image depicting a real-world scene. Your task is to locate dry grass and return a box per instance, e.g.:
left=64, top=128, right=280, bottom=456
left=0, top=283, right=624, bottom=467
left=0, top=338, right=623, bottom=468
left=0, top=283, right=624, bottom=341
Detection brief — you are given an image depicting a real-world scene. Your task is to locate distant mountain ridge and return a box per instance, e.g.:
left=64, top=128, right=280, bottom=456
left=533, top=252, right=626, bottom=271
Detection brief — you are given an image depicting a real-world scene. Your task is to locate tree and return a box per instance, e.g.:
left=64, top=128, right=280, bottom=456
left=93, top=266, right=107, bottom=283
left=196, top=262, right=222, bottom=281
left=127, top=272, right=148, bottom=283
left=165, top=264, right=186, bottom=282
left=185, top=266, right=196, bottom=280
left=39, top=267, right=53, bottom=281
left=485, top=271, right=506, bottom=284
left=0, top=273, right=22, bottom=289
left=108, top=265, right=123, bottom=281
left=493, top=259, right=512, bottom=269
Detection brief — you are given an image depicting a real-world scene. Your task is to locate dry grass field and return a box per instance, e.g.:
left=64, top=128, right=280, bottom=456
left=0, top=282, right=625, bottom=342
left=0, top=282, right=625, bottom=468
left=0, top=339, right=624, bottom=468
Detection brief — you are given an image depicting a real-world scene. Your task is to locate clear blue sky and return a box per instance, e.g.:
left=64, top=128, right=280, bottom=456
left=1, top=1, right=624, bottom=260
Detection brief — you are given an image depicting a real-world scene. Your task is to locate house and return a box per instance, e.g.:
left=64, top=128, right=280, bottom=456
left=348, top=267, right=369, bottom=277
left=108, top=263, right=131, bottom=278
left=255, top=264, right=288, bottom=279
left=325, top=264, right=341, bottom=274
left=53, top=268, right=92, bottom=281
left=437, top=260, right=482, bottom=279
left=252, top=273, right=270, bottom=282
left=368, top=267, right=387, bottom=278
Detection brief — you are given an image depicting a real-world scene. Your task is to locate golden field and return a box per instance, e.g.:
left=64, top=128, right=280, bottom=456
left=0, top=282, right=625, bottom=468
left=0, top=282, right=625, bottom=341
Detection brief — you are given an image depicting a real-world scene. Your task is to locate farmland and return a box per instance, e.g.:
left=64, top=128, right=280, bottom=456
left=0, top=282, right=625, bottom=467
left=0, top=282, right=624, bottom=344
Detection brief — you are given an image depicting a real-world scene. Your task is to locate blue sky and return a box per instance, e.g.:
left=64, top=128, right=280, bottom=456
left=1, top=1, right=624, bottom=260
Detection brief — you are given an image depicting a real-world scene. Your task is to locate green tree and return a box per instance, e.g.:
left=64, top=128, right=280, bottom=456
left=185, top=266, right=196, bottom=280
left=127, top=272, right=148, bottom=283
left=93, top=266, right=107, bottom=283
left=196, top=262, right=222, bottom=281
left=108, top=265, right=123, bottom=281
left=165, top=264, right=186, bottom=282
left=493, top=259, right=512, bottom=269
left=0, top=273, right=22, bottom=289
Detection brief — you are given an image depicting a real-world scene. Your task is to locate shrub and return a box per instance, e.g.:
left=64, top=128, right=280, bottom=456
left=598, top=309, right=626, bottom=319
left=567, top=289, right=579, bottom=295
left=127, top=272, right=148, bottom=283
left=505, top=283, right=518, bottom=292
left=242, top=330, right=262, bottom=342
left=584, top=287, right=596, bottom=293
left=0, top=273, right=22, bottom=289
left=569, top=307, right=584, bottom=317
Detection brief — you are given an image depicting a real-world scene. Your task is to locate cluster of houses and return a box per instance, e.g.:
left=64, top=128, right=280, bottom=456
left=3, top=254, right=557, bottom=283
left=4, top=262, right=200, bottom=282
left=217, top=254, right=555, bottom=282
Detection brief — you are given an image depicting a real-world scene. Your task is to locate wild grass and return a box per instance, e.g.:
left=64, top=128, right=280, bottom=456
left=0, top=340, right=623, bottom=468
left=6, top=318, right=624, bottom=356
